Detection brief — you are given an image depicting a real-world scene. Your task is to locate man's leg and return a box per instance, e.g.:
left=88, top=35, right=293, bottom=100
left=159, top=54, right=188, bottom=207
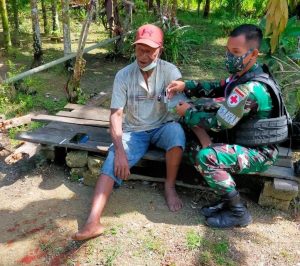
left=72, top=174, right=114, bottom=240
left=151, top=122, right=185, bottom=212
left=194, top=144, right=278, bottom=228
left=192, top=126, right=212, bottom=148
left=73, top=131, right=150, bottom=240
left=165, top=146, right=183, bottom=212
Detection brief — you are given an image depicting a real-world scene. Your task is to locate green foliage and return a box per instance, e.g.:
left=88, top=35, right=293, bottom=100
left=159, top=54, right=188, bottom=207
left=260, top=16, right=300, bottom=57
left=104, top=247, right=119, bottom=266
left=8, top=121, right=45, bottom=145
left=70, top=8, right=87, bottom=20
left=259, top=16, right=300, bottom=114
left=74, top=87, right=89, bottom=105
left=186, top=230, right=204, bottom=250
left=162, top=23, right=200, bottom=64
left=185, top=230, right=235, bottom=266
left=214, top=17, right=259, bottom=36
left=0, top=60, right=67, bottom=117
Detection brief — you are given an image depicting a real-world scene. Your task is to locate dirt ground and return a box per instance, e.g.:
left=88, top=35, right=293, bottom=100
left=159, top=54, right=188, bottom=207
left=0, top=149, right=300, bottom=266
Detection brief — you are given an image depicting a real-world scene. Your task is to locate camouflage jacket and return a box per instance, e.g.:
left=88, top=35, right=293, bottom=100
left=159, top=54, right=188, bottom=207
left=183, top=64, right=273, bottom=132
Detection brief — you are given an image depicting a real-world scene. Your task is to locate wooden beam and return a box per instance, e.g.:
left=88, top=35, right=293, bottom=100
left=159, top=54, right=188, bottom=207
left=32, top=114, right=110, bottom=127
left=0, top=113, right=37, bottom=132
left=5, top=142, right=40, bottom=164
left=2, top=35, right=122, bottom=84
left=56, top=109, right=110, bottom=121
left=128, top=174, right=213, bottom=191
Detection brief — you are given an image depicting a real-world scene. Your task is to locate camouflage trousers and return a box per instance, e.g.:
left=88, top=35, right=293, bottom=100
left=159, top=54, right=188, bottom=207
left=186, top=142, right=279, bottom=195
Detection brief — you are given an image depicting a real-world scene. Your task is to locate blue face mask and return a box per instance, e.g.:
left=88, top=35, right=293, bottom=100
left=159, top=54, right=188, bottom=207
left=140, top=60, right=158, bottom=72
left=225, top=49, right=253, bottom=74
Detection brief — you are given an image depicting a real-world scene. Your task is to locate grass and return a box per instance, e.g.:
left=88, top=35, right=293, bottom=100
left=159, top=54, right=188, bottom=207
left=103, top=246, right=119, bottom=266
left=141, top=229, right=165, bottom=255
left=8, top=121, right=45, bottom=146
left=186, top=230, right=236, bottom=266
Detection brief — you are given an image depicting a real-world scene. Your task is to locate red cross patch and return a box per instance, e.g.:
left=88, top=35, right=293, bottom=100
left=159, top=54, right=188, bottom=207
left=227, top=93, right=240, bottom=107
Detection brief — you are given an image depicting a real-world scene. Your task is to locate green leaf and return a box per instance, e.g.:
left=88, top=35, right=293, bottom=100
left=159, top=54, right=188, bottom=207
left=290, top=53, right=300, bottom=59
left=283, top=27, right=300, bottom=37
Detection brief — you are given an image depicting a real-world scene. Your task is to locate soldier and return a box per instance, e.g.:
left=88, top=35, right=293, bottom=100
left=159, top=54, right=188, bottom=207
left=167, top=24, right=289, bottom=228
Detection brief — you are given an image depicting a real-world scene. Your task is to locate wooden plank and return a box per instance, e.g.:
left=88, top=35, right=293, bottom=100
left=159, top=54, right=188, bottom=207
left=44, top=122, right=111, bottom=142
left=129, top=174, right=213, bottom=191
left=63, top=103, right=110, bottom=114
left=257, top=165, right=299, bottom=183
left=0, top=114, right=35, bottom=131
left=56, top=110, right=110, bottom=122
left=32, top=114, right=110, bottom=127
left=278, top=147, right=292, bottom=158
left=16, top=122, right=298, bottom=183
left=63, top=103, right=84, bottom=110
left=5, top=142, right=40, bottom=164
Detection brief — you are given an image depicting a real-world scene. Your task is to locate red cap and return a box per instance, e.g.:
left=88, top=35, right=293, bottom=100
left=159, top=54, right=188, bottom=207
left=134, top=24, right=163, bottom=48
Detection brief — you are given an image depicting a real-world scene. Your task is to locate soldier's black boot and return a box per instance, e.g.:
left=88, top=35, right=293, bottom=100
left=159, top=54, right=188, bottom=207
left=205, top=191, right=252, bottom=228
left=200, top=191, right=237, bottom=217
left=200, top=199, right=227, bottom=217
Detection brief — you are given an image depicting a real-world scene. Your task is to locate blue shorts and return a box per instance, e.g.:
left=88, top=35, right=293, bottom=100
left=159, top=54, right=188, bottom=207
left=101, top=121, right=185, bottom=185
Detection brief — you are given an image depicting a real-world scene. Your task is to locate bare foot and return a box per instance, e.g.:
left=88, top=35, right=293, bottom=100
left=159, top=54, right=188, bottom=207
left=165, top=186, right=183, bottom=212
left=72, top=222, right=104, bottom=241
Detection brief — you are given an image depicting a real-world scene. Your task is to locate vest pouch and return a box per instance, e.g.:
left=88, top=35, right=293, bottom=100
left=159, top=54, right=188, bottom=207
left=234, top=115, right=288, bottom=146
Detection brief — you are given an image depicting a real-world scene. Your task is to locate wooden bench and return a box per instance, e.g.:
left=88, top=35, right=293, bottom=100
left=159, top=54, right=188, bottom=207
left=17, top=103, right=299, bottom=211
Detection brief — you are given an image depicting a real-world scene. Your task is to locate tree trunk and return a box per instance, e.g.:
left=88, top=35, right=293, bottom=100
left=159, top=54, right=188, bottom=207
left=66, top=0, right=96, bottom=103
left=62, top=0, right=71, bottom=55
left=0, top=0, right=12, bottom=50
left=61, top=0, right=72, bottom=70
left=30, top=0, right=43, bottom=68
left=123, top=0, right=134, bottom=32
left=11, top=0, right=19, bottom=32
left=51, top=0, right=60, bottom=33
left=41, top=0, right=50, bottom=35
left=203, top=0, right=210, bottom=18
left=197, top=0, right=202, bottom=16
left=170, top=0, right=177, bottom=24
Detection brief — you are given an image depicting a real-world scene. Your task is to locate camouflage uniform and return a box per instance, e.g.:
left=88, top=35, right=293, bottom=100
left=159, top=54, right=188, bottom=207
left=183, top=64, right=279, bottom=195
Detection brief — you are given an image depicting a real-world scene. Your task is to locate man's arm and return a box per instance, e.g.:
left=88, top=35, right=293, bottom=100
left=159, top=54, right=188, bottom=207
left=110, top=108, right=130, bottom=180
left=167, top=79, right=227, bottom=99
left=184, top=79, right=227, bottom=98
left=178, top=84, right=252, bottom=131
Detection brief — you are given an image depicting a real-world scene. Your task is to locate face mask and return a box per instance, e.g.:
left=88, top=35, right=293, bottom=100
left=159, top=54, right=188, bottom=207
left=225, top=49, right=253, bottom=74
left=140, top=59, right=158, bottom=72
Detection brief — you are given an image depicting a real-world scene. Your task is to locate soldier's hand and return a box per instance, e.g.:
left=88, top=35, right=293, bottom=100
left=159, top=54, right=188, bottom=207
left=166, top=80, right=185, bottom=98
left=176, top=101, right=192, bottom=117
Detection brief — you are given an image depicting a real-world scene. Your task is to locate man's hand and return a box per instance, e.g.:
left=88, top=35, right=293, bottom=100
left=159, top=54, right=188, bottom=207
left=166, top=80, right=185, bottom=99
left=114, top=149, right=130, bottom=180
left=176, top=101, right=192, bottom=117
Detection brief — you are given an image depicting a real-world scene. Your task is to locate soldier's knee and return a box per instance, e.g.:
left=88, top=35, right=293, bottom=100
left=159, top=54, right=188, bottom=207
left=196, top=147, right=216, bottom=168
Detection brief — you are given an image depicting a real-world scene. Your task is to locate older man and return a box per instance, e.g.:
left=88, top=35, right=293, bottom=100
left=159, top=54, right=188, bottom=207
left=73, top=24, right=185, bottom=240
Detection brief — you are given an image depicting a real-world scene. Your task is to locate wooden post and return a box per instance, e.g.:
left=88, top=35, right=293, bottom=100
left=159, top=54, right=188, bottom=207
left=65, top=0, right=97, bottom=102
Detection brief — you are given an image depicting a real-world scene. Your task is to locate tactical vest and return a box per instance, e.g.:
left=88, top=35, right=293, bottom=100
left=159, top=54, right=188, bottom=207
left=225, top=64, right=291, bottom=147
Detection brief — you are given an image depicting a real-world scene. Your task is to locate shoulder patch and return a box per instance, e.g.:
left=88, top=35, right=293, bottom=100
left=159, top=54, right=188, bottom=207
left=227, top=87, right=246, bottom=107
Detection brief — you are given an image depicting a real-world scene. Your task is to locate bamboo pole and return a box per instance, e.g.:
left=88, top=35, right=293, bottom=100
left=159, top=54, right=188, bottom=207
left=2, top=35, right=121, bottom=85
